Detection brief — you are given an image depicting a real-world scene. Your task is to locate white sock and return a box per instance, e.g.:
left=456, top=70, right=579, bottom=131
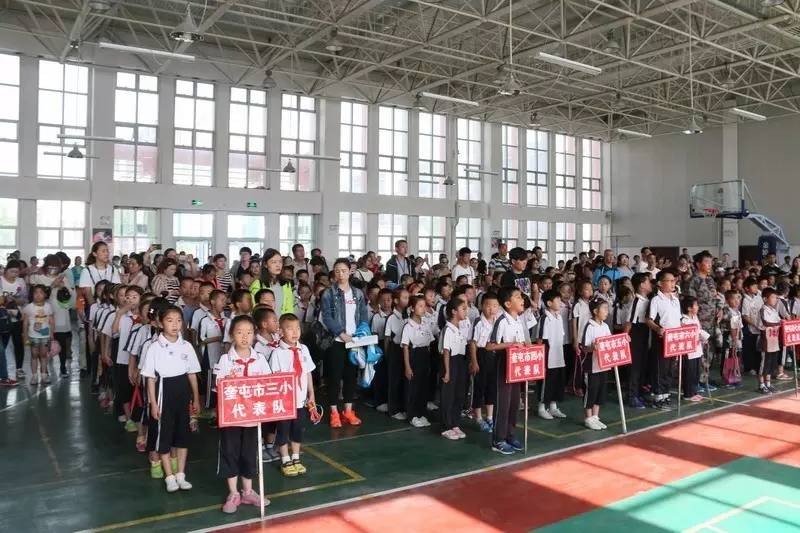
left=549, top=402, right=557, bottom=410
left=175, top=472, right=185, bottom=481
left=266, top=442, right=274, bottom=449
left=281, top=455, right=291, bottom=464
left=291, top=453, right=300, bottom=461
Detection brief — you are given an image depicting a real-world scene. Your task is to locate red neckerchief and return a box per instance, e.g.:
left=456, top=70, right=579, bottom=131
left=289, top=346, right=303, bottom=386
left=235, top=356, right=255, bottom=377
left=132, top=315, right=142, bottom=325
left=213, top=317, right=224, bottom=332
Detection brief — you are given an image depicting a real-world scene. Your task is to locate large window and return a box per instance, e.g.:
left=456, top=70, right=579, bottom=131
left=174, top=80, right=214, bottom=186
left=555, top=222, right=576, bottom=263
left=456, top=217, right=481, bottom=252
left=526, top=221, right=548, bottom=261
left=0, top=54, right=20, bottom=177
left=417, top=215, right=446, bottom=262
left=280, top=94, right=316, bottom=191
left=378, top=107, right=408, bottom=196
left=279, top=214, right=314, bottom=257
left=457, top=118, right=482, bottom=201
left=228, top=214, right=265, bottom=260
left=37, top=60, right=88, bottom=179
left=340, top=101, right=368, bottom=193
left=581, top=139, right=602, bottom=211
left=418, top=112, right=447, bottom=199
left=338, top=211, right=366, bottom=259
left=0, top=199, right=18, bottom=259
left=501, top=219, right=519, bottom=248
left=229, top=87, right=267, bottom=189
left=582, top=223, right=602, bottom=253
left=36, top=200, right=85, bottom=258
left=377, top=213, right=407, bottom=259
left=526, top=129, right=548, bottom=207
left=501, top=125, right=519, bottom=205
left=173, top=212, right=213, bottom=259
left=555, top=134, right=576, bottom=209
left=113, top=208, right=158, bottom=255
left=113, top=72, right=158, bottom=183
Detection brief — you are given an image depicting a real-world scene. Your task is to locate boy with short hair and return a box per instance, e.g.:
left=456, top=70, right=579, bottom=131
left=719, top=290, right=743, bottom=388
left=741, top=277, right=763, bottom=375
left=627, top=273, right=652, bottom=408
left=537, top=289, right=566, bottom=420
left=758, top=288, right=782, bottom=394
left=469, top=292, right=499, bottom=433
left=646, top=269, right=681, bottom=410
left=370, top=288, right=393, bottom=412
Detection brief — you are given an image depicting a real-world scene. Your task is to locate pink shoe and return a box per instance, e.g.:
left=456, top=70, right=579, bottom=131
left=453, top=427, right=466, bottom=439
left=688, top=394, right=704, bottom=402
left=222, top=492, right=241, bottom=514
left=240, top=489, right=269, bottom=507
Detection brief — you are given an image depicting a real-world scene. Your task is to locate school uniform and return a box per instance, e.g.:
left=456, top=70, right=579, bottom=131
left=648, top=291, right=681, bottom=398
left=127, top=324, right=153, bottom=425
left=113, top=311, right=137, bottom=420
left=370, top=310, right=390, bottom=406
left=189, top=304, right=210, bottom=335
left=214, top=347, right=271, bottom=479
left=759, top=305, right=782, bottom=378
left=581, top=320, right=612, bottom=407
left=627, top=294, right=651, bottom=400
left=253, top=332, right=280, bottom=365
left=491, top=311, right=530, bottom=444
left=741, top=293, right=763, bottom=373
left=384, top=310, right=406, bottom=416
left=538, top=310, right=565, bottom=404
left=140, top=335, right=201, bottom=455
left=571, top=299, right=591, bottom=392
left=400, top=317, right=435, bottom=419
left=439, top=321, right=468, bottom=429
left=560, top=300, right=576, bottom=393
left=198, top=313, right=225, bottom=408
left=680, top=315, right=708, bottom=397
left=97, top=306, right=118, bottom=390
left=270, top=342, right=315, bottom=447
left=471, top=315, right=496, bottom=409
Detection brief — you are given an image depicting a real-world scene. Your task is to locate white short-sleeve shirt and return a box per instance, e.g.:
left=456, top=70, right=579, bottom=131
left=439, top=321, right=467, bottom=356
left=269, top=341, right=316, bottom=406
left=400, top=317, right=435, bottom=348
left=140, top=335, right=201, bottom=379
left=79, top=264, right=120, bottom=289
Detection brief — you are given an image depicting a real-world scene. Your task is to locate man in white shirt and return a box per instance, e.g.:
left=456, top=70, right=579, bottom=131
left=451, top=247, right=476, bottom=285
left=646, top=270, right=681, bottom=409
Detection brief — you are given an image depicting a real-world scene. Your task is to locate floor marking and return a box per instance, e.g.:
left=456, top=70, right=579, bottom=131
left=683, top=496, right=800, bottom=533
left=0, top=379, right=60, bottom=413
left=304, top=445, right=365, bottom=481
left=307, top=426, right=412, bottom=446
left=191, top=389, right=796, bottom=533
left=33, top=405, right=62, bottom=478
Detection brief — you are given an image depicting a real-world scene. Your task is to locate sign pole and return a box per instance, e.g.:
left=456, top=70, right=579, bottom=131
left=257, top=423, right=265, bottom=520
left=793, top=348, right=799, bottom=399
left=613, top=366, right=627, bottom=434
left=523, top=381, right=529, bottom=454
left=677, top=355, right=683, bottom=417
left=704, top=348, right=712, bottom=402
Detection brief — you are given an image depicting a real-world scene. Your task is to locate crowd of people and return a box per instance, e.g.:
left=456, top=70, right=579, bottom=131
left=0, top=238, right=795, bottom=511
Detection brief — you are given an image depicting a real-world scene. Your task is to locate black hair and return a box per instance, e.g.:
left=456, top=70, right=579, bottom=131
left=656, top=268, right=677, bottom=282
left=125, top=285, right=145, bottom=297
left=724, top=289, right=740, bottom=301
left=239, top=246, right=252, bottom=255
left=229, top=314, right=256, bottom=337
left=158, top=305, right=183, bottom=323
left=631, top=272, right=650, bottom=292
left=435, top=278, right=451, bottom=294
left=408, top=294, right=426, bottom=314
left=209, top=289, right=226, bottom=303
left=762, top=287, right=777, bottom=299
left=446, top=295, right=466, bottom=319
left=692, top=250, right=713, bottom=265
left=497, top=286, right=520, bottom=308
left=681, top=295, right=698, bottom=314
left=589, top=297, right=608, bottom=317
left=147, top=296, right=171, bottom=322
left=255, top=288, right=275, bottom=302
left=252, top=305, right=276, bottom=325
left=743, top=276, right=758, bottom=289
left=542, top=289, right=560, bottom=306
left=198, top=281, right=216, bottom=291
left=278, top=312, right=300, bottom=327
left=213, top=253, right=226, bottom=262
left=231, top=288, right=251, bottom=308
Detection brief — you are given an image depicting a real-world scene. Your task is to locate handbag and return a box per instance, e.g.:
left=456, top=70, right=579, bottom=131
left=311, top=319, right=334, bottom=352
left=722, top=347, right=742, bottom=385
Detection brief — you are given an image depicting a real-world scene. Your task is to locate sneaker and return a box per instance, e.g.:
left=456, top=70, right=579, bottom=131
left=506, top=438, right=523, bottom=451
left=16, top=368, right=25, bottom=378
left=767, top=384, right=777, bottom=393
left=281, top=461, right=299, bottom=477
left=453, top=427, right=466, bottom=439
left=777, top=373, right=793, bottom=381
left=492, top=441, right=515, bottom=455
left=426, top=401, right=439, bottom=411
left=150, top=461, right=164, bottom=479
left=165, top=475, right=179, bottom=493
left=240, top=489, right=268, bottom=506
left=759, top=384, right=770, bottom=394
left=584, top=416, right=602, bottom=430
left=417, top=416, right=431, bottom=427
left=0, top=378, right=18, bottom=387
left=478, top=419, right=492, bottom=433
left=653, top=400, right=671, bottom=411
left=486, top=419, right=494, bottom=432
left=461, top=409, right=473, bottom=419
left=292, top=460, right=307, bottom=475
left=595, top=418, right=608, bottom=430
left=391, top=411, right=407, bottom=421
left=30, top=376, right=39, bottom=386
left=538, top=405, right=554, bottom=420
left=441, top=429, right=459, bottom=440
left=117, top=414, right=127, bottom=423
left=329, top=410, right=342, bottom=428
left=548, top=407, right=567, bottom=419
left=342, top=409, right=362, bottom=425
left=60, top=372, right=69, bottom=378
left=410, top=417, right=427, bottom=428
left=749, top=369, right=757, bottom=376
left=175, top=473, right=192, bottom=490
left=262, top=445, right=279, bottom=462
left=42, top=373, right=51, bottom=384
left=222, top=492, right=241, bottom=514
left=136, top=437, right=146, bottom=453
left=170, top=457, right=178, bottom=473
left=629, top=396, right=646, bottom=409
left=376, top=403, right=389, bottom=413
left=124, top=420, right=138, bottom=432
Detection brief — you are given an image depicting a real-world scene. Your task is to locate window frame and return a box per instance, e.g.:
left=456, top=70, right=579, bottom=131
left=526, top=129, right=548, bottom=207
left=581, top=138, right=602, bottom=211
left=339, top=101, right=368, bottom=193
left=377, top=213, right=408, bottom=259
left=418, top=112, right=447, bottom=199
left=554, top=133, right=577, bottom=209
left=113, top=207, right=159, bottom=255
left=501, top=125, right=519, bottom=205
left=455, top=217, right=481, bottom=252
left=417, top=215, right=446, bottom=262
left=113, top=71, right=159, bottom=183
left=0, top=54, right=20, bottom=177
left=36, top=199, right=86, bottom=257
left=280, top=93, right=317, bottom=192
left=555, top=222, right=576, bottom=264
left=228, top=87, right=268, bottom=189
left=457, top=118, right=482, bottom=202
left=378, top=106, right=409, bottom=197
left=173, top=79, right=215, bottom=187
left=526, top=221, right=548, bottom=262
left=279, top=214, right=315, bottom=257
left=173, top=211, right=214, bottom=259
left=338, top=211, right=366, bottom=259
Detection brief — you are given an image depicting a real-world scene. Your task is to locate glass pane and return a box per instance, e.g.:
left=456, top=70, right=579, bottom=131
left=62, top=229, right=83, bottom=247
left=173, top=213, right=213, bottom=237
left=62, top=201, right=85, bottom=227
left=38, top=229, right=59, bottom=247
left=138, top=92, right=158, bottom=125
left=174, top=97, right=195, bottom=129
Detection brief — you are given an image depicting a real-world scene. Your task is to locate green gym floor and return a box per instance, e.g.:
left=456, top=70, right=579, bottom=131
left=2, top=358, right=799, bottom=532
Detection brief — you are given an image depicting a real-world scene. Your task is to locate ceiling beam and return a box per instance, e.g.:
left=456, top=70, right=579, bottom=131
left=57, top=0, right=90, bottom=61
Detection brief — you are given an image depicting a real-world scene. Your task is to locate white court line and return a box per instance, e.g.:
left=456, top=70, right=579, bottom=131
left=190, top=389, right=796, bottom=533
left=683, top=496, right=800, bottom=533
left=0, top=380, right=60, bottom=413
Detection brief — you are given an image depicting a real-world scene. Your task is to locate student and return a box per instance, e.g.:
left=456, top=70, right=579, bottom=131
left=439, top=296, right=468, bottom=440
left=451, top=247, right=476, bottom=285
left=719, top=289, right=743, bottom=388
left=538, top=290, right=567, bottom=420
left=253, top=306, right=280, bottom=363
left=270, top=314, right=316, bottom=477
left=254, top=288, right=276, bottom=309
left=741, top=277, right=763, bottom=375
left=581, top=298, right=612, bottom=430
left=487, top=286, right=530, bottom=454
left=370, top=288, right=393, bottom=412
left=141, top=306, right=201, bottom=493
left=774, top=282, right=793, bottom=382
left=558, top=282, right=575, bottom=399
left=627, top=273, right=652, bottom=408
left=470, top=292, right=499, bottom=433
left=112, top=285, right=144, bottom=431
left=680, top=296, right=707, bottom=402
left=215, top=315, right=271, bottom=513
left=500, top=247, right=532, bottom=296
left=647, top=270, right=682, bottom=410
left=198, top=290, right=226, bottom=409
left=759, top=287, right=782, bottom=394
left=571, top=280, right=593, bottom=396
left=127, top=295, right=154, bottom=452
left=223, top=289, right=254, bottom=349
left=87, top=280, right=110, bottom=392
left=189, top=282, right=216, bottom=342
left=402, top=294, right=435, bottom=428
left=22, top=285, right=55, bottom=385
left=384, top=288, right=410, bottom=420
left=594, top=275, right=615, bottom=329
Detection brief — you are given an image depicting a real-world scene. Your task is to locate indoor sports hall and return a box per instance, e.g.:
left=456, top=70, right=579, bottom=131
left=2, top=1, right=800, bottom=532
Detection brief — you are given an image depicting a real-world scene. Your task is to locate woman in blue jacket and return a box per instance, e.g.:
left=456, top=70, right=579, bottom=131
left=320, top=258, right=369, bottom=428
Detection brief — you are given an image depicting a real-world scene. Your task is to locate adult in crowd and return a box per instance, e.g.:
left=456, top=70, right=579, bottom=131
left=79, top=242, right=121, bottom=306
left=29, top=254, right=75, bottom=378
left=780, top=255, right=792, bottom=273
left=70, top=256, right=84, bottom=287
left=151, top=258, right=181, bottom=304
left=384, top=239, right=415, bottom=285
left=616, top=253, right=634, bottom=278
left=686, top=250, right=719, bottom=389
left=124, top=253, right=149, bottom=290
left=641, top=253, right=660, bottom=279
left=761, top=253, right=783, bottom=277
left=354, top=255, right=374, bottom=284
left=250, top=248, right=296, bottom=315
left=320, top=257, right=368, bottom=428
left=531, top=246, right=547, bottom=270
left=1, top=259, right=27, bottom=378
left=592, top=249, right=621, bottom=287
left=213, top=254, right=233, bottom=293
left=451, top=247, right=476, bottom=285
left=230, top=247, right=252, bottom=281
left=488, top=242, right=510, bottom=273
left=287, top=244, right=310, bottom=277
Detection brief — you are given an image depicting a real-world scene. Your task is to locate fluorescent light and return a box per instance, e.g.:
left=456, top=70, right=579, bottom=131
left=57, top=134, right=126, bottom=142
left=464, top=167, right=499, bottom=176
left=537, top=51, right=602, bottom=75
left=616, top=128, right=652, bottom=139
left=730, top=107, right=766, bottom=121
left=97, top=40, right=195, bottom=61
left=281, top=153, right=340, bottom=162
left=420, top=91, right=479, bottom=107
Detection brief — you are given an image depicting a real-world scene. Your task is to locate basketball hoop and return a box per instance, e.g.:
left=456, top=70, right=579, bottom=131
left=702, top=207, right=720, bottom=218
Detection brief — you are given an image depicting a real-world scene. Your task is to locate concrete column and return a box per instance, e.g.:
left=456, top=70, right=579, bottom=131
left=19, top=199, right=36, bottom=258
left=267, top=90, right=281, bottom=191
left=158, top=77, right=175, bottom=184
left=214, top=83, right=230, bottom=188
left=19, top=56, right=37, bottom=181
left=214, top=209, right=227, bottom=259
left=367, top=104, right=379, bottom=195
left=88, top=67, right=115, bottom=244
left=317, top=99, right=341, bottom=256
left=721, top=120, right=739, bottom=259
left=485, top=122, right=502, bottom=255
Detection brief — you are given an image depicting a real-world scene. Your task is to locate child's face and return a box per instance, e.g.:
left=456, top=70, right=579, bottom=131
left=298, top=272, right=309, bottom=284
left=211, top=294, right=227, bottom=313
left=727, top=294, right=741, bottom=308
left=162, top=311, right=182, bottom=338
left=745, top=284, right=759, bottom=295
left=412, top=299, right=427, bottom=318
left=504, top=290, right=525, bottom=315
left=687, top=302, right=699, bottom=315
left=260, top=293, right=276, bottom=309
left=198, top=286, right=213, bottom=304
left=658, top=273, right=677, bottom=293
left=281, top=320, right=301, bottom=344
left=465, top=287, right=476, bottom=305
left=766, top=293, right=778, bottom=307
left=368, top=288, right=379, bottom=304
left=231, top=321, right=255, bottom=349
left=595, top=303, right=609, bottom=322
left=265, top=314, right=279, bottom=334
left=454, top=302, right=468, bottom=322
left=32, top=288, right=46, bottom=303
left=424, top=290, right=436, bottom=307
left=180, top=280, right=193, bottom=297
left=115, top=288, right=127, bottom=306
left=482, top=298, right=500, bottom=319
left=379, top=293, right=393, bottom=312
left=299, top=286, right=312, bottom=302
left=759, top=279, right=769, bottom=290
left=126, top=290, right=140, bottom=310
left=240, top=273, right=253, bottom=289
left=395, top=291, right=410, bottom=311
left=441, top=285, right=453, bottom=300
left=237, top=297, right=252, bottom=314
left=541, top=278, right=553, bottom=291
left=547, top=296, right=562, bottom=313
left=598, top=278, right=611, bottom=293
left=580, top=283, right=593, bottom=299
left=559, top=285, right=573, bottom=301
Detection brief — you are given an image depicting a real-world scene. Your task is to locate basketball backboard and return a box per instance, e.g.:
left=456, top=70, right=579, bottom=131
left=689, top=180, right=749, bottom=219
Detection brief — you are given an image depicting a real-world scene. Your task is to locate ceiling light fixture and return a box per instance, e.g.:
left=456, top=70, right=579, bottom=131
left=720, top=65, right=736, bottom=90
left=282, top=161, right=296, bottom=173
left=602, top=30, right=621, bottom=54
left=537, top=51, right=602, bottom=75
left=442, top=176, right=455, bottom=186
left=170, top=6, right=203, bottom=43
left=43, top=144, right=99, bottom=159
left=281, top=153, right=340, bottom=162
left=413, top=94, right=426, bottom=111
left=325, top=28, right=344, bottom=53
left=88, top=0, right=112, bottom=11
left=419, top=91, right=479, bottom=107
left=730, top=107, right=767, bottom=121
left=97, top=40, right=195, bottom=61
left=616, top=128, right=652, bottom=139
left=527, top=111, right=541, bottom=128
left=57, top=133, right=126, bottom=142
left=263, top=69, right=277, bottom=89
left=65, top=40, right=86, bottom=64
left=497, top=0, right=522, bottom=97
left=683, top=4, right=703, bottom=135
left=683, top=115, right=703, bottom=135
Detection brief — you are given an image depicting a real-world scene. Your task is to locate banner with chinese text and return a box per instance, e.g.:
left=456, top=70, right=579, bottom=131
left=662, top=325, right=699, bottom=358
left=217, top=373, right=297, bottom=428
left=595, top=334, right=632, bottom=371
left=506, top=344, right=546, bottom=384
left=782, top=319, right=800, bottom=347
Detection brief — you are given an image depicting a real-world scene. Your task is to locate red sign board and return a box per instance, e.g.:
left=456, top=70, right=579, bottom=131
left=217, top=373, right=297, bottom=428
left=662, top=325, right=699, bottom=358
left=595, top=333, right=632, bottom=371
left=783, top=319, right=800, bottom=347
left=506, top=344, right=546, bottom=384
